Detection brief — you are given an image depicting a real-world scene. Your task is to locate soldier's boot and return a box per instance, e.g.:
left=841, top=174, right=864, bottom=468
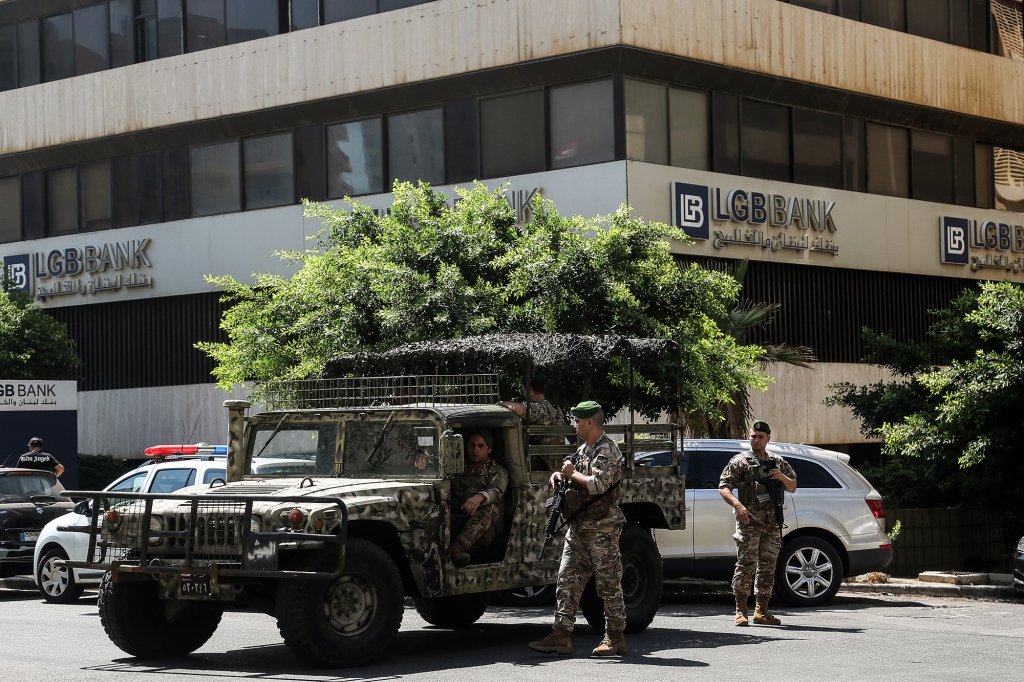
left=591, top=627, right=627, bottom=656
left=734, top=594, right=749, bottom=626
left=450, top=536, right=472, bottom=568
left=529, top=627, right=573, bottom=655
left=753, top=597, right=781, bottom=625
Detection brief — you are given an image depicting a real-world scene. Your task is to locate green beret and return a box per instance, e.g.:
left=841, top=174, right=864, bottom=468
left=570, top=401, right=602, bottom=418
left=469, top=429, right=492, bottom=449
left=751, top=420, right=771, bottom=435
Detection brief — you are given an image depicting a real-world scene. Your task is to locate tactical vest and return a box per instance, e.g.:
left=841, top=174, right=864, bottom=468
left=562, top=481, right=622, bottom=522
left=734, top=453, right=779, bottom=509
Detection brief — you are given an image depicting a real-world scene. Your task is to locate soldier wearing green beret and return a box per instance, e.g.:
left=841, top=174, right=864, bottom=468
left=529, top=400, right=627, bottom=657
left=718, top=420, right=797, bottom=626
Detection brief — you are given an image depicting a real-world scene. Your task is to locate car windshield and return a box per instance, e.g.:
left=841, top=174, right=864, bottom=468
left=0, top=473, right=64, bottom=502
left=343, top=419, right=439, bottom=477
left=247, top=423, right=338, bottom=477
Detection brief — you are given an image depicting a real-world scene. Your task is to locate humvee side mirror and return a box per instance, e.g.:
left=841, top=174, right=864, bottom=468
left=439, top=431, right=464, bottom=478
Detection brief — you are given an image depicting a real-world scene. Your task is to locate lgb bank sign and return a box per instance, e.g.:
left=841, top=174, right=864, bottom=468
left=941, top=217, right=1024, bottom=273
left=3, top=238, right=153, bottom=301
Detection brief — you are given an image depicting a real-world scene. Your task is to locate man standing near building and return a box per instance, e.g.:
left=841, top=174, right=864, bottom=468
left=529, top=400, right=626, bottom=657
left=449, top=430, right=508, bottom=568
left=16, top=437, right=64, bottom=477
left=719, top=420, right=796, bottom=626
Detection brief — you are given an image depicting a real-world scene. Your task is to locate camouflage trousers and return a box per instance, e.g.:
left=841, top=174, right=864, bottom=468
left=553, top=526, right=626, bottom=632
left=731, top=510, right=782, bottom=597
left=450, top=504, right=499, bottom=550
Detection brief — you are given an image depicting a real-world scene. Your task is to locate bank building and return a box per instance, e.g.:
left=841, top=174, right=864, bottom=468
left=1, top=0, right=1022, bottom=463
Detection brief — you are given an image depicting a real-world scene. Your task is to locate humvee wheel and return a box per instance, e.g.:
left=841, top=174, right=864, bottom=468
left=97, top=572, right=223, bottom=658
left=580, top=525, right=663, bottom=635
left=413, top=592, right=489, bottom=627
left=276, top=538, right=404, bottom=667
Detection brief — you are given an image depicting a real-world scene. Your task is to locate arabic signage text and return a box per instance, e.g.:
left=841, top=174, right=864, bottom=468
left=941, top=216, right=1024, bottom=273
left=0, top=381, right=77, bottom=411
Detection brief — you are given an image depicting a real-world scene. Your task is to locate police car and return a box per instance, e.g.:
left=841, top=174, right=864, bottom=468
left=32, top=444, right=227, bottom=603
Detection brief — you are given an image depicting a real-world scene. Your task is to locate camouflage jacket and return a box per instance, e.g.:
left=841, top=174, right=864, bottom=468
left=451, top=457, right=508, bottom=508
left=527, top=399, right=566, bottom=445
left=564, top=432, right=625, bottom=532
left=719, top=451, right=796, bottom=517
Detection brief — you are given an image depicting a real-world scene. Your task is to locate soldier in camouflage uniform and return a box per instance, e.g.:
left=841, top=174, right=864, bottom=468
left=499, top=379, right=568, bottom=470
left=449, top=430, right=509, bottom=568
left=718, top=420, right=797, bottom=626
left=530, top=401, right=627, bottom=657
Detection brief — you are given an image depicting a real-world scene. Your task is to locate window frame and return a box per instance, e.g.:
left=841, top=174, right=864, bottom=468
left=324, top=115, right=386, bottom=199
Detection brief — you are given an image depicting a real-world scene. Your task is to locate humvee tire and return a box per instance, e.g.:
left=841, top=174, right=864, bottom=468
left=98, top=572, right=223, bottom=657
left=580, top=525, right=663, bottom=635
left=413, top=592, right=489, bottom=627
left=276, top=538, right=404, bottom=667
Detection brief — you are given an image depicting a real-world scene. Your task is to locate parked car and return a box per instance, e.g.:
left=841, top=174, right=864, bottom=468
left=32, top=445, right=227, bottom=603
left=1, top=469, right=74, bottom=579
left=638, top=439, right=892, bottom=606
left=1014, top=535, right=1024, bottom=594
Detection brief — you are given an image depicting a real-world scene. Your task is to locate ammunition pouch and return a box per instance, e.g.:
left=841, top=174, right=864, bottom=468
left=562, top=481, right=622, bottom=522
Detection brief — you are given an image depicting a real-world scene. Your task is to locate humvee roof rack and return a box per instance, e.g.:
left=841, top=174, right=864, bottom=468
left=262, top=374, right=499, bottom=411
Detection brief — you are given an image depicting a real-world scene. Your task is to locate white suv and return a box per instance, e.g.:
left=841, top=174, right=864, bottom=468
left=642, top=439, right=892, bottom=606
left=32, top=447, right=227, bottom=603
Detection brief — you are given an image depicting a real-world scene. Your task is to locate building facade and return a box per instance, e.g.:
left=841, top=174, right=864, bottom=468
left=1, top=0, right=1023, bottom=458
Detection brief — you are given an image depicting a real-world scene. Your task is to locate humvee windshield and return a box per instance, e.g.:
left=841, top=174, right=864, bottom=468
left=247, top=424, right=337, bottom=477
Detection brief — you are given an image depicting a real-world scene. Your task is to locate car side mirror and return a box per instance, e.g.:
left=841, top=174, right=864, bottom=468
left=73, top=500, right=91, bottom=516
left=438, top=431, right=464, bottom=478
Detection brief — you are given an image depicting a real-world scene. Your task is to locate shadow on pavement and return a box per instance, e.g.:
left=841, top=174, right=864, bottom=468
left=0, top=589, right=40, bottom=602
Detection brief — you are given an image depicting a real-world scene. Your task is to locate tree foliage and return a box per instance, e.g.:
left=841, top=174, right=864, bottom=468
left=199, top=182, right=767, bottom=425
left=0, top=288, right=79, bottom=380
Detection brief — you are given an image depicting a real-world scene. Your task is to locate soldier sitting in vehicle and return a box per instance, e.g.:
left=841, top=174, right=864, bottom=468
left=450, top=430, right=509, bottom=568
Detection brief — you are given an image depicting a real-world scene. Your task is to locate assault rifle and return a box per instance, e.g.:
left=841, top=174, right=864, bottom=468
left=539, top=474, right=570, bottom=558
left=766, top=462, right=785, bottom=541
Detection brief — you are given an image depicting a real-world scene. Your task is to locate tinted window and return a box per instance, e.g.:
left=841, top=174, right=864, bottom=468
left=445, top=98, right=479, bottom=184
left=907, top=0, right=949, bottom=42
left=791, top=0, right=838, bottom=11
left=625, top=79, right=668, bottom=165
left=712, top=92, right=740, bottom=175
left=866, top=122, right=909, bottom=198
left=294, top=124, right=325, bottom=202
left=244, top=132, right=294, bottom=210
left=150, top=468, right=195, bottom=493
left=110, top=471, right=147, bottom=492
left=112, top=155, right=140, bottom=229
left=951, top=0, right=971, bottom=47
left=843, top=117, right=866, bottom=192
left=787, top=457, right=842, bottom=489
left=549, top=79, right=615, bottom=169
left=324, top=0, right=378, bottom=23
left=203, top=468, right=226, bottom=484
left=742, top=99, right=791, bottom=182
left=326, top=118, right=383, bottom=197
left=162, top=146, right=190, bottom=221
left=74, top=3, right=110, bottom=76
left=793, top=108, right=842, bottom=189
left=862, top=0, right=905, bottom=31
left=22, top=172, right=46, bottom=241
left=187, top=0, right=226, bottom=52
left=975, top=142, right=993, bottom=209
left=157, top=0, right=183, bottom=57
left=0, top=24, right=16, bottom=92
left=80, top=159, right=112, bottom=231
left=697, top=450, right=737, bottom=489
left=388, top=108, right=444, bottom=186
left=0, top=473, right=63, bottom=501
left=292, top=0, right=321, bottom=30
left=226, top=0, right=281, bottom=44
left=911, top=130, right=954, bottom=203
left=670, top=87, right=709, bottom=170
left=42, top=13, right=75, bottom=82
left=109, top=0, right=135, bottom=68
left=970, top=0, right=988, bottom=51
left=190, top=140, right=241, bottom=216
left=138, top=151, right=163, bottom=224
left=0, top=176, right=20, bottom=243
left=47, top=167, right=79, bottom=236
left=17, top=20, right=41, bottom=87
left=136, top=0, right=158, bottom=62
left=480, top=91, right=545, bottom=178
left=954, top=137, right=975, bottom=207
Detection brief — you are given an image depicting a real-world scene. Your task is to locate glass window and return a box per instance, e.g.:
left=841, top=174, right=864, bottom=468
left=787, top=458, right=841, bottom=489
left=47, top=168, right=79, bottom=236
left=861, top=0, right=905, bottom=31
left=0, top=176, right=21, bottom=244
left=445, top=99, right=479, bottom=184
left=22, top=172, right=46, bottom=241
left=190, top=140, right=241, bottom=216
left=954, top=137, right=975, bottom=207
left=624, top=79, right=668, bottom=165
left=994, top=146, right=1024, bottom=211
left=136, top=0, right=158, bottom=62
left=696, top=451, right=735, bottom=490
left=906, top=0, right=949, bottom=42
left=247, top=424, right=338, bottom=477
left=327, top=118, right=383, bottom=197
left=202, top=468, right=226, bottom=484
left=712, top=92, right=740, bottom=175
left=669, top=87, right=709, bottom=171
left=0, top=25, right=16, bottom=92
left=791, top=0, right=838, bottom=12
left=42, top=13, right=75, bottom=83
left=294, top=124, right=325, bottom=202
left=292, top=0, right=321, bottom=30
left=970, top=0, right=988, bottom=51
left=74, top=3, right=110, bottom=76
left=380, top=0, right=428, bottom=9
left=844, top=117, right=866, bottom=192
left=841, top=0, right=861, bottom=19
left=951, top=0, right=971, bottom=47
left=549, top=79, right=615, bottom=169
left=109, top=0, right=135, bottom=68
left=480, top=90, right=545, bottom=178
left=80, top=160, right=112, bottom=231
left=324, top=0, right=378, bottom=23
left=150, top=468, right=196, bottom=493
left=793, top=108, right=842, bottom=189
left=975, top=142, right=993, bottom=209
left=139, top=151, right=162, bottom=224
left=343, top=420, right=439, bottom=477
left=18, top=20, right=41, bottom=87
left=866, top=122, right=909, bottom=198
left=162, top=146, right=190, bottom=221
left=157, top=0, right=183, bottom=58
left=112, top=155, right=139, bottom=229
left=741, top=99, right=791, bottom=182
left=911, top=130, right=954, bottom=204
left=187, top=0, right=226, bottom=52
left=110, top=471, right=148, bottom=492
left=244, top=132, right=294, bottom=210
left=226, top=0, right=281, bottom=44
left=388, top=108, right=444, bottom=186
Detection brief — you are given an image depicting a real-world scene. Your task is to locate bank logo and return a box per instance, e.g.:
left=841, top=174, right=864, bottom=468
left=941, top=217, right=969, bottom=265
left=3, top=254, right=31, bottom=292
left=671, top=182, right=709, bottom=240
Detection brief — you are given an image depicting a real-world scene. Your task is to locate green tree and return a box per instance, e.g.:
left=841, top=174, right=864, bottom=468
left=199, top=182, right=767, bottom=425
left=0, top=288, right=79, bottom=380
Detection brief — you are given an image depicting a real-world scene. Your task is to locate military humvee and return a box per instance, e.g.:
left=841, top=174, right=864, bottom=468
left=63, top=349, right=686, bottom=667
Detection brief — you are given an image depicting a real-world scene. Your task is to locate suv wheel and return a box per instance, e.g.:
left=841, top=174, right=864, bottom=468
left=580, top=525, right=663, bottom=635
left=37, top=547, right=85, bottom=604
left=775, top=536, right=843, bottom=607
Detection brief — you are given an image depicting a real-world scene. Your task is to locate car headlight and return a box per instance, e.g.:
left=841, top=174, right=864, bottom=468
left=1017, top=536, right=1024, bottom=554
left=251, top=515, right=262, bottom=533
left=148, top=515, right=164, bottom=546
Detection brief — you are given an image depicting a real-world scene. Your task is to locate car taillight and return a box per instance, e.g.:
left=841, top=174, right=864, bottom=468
left=879, top=544, right=892, bottom=550
left=866, top=499, right=885, bottom=519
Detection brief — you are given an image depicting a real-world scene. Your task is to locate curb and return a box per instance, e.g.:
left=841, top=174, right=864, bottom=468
left=839, top=582, right=1020, bottom=600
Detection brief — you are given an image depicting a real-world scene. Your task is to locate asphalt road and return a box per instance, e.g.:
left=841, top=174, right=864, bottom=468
left=2, top=588, right=1021, bottom=682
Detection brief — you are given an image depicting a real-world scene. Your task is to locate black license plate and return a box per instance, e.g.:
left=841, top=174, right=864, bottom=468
left=179, top=573, right=211, bottom=596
